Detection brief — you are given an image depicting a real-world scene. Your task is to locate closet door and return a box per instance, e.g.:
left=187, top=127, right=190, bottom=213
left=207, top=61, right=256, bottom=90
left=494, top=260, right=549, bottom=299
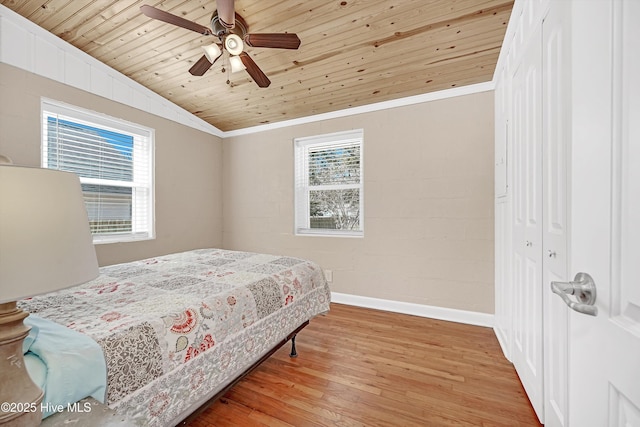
left=568, top=0, right=640, bottom=424
left=511, top=25, right=544, bottom=422
left=541, top=1, right=571, bottom=425
left=494, top=65, right=512, bottom=359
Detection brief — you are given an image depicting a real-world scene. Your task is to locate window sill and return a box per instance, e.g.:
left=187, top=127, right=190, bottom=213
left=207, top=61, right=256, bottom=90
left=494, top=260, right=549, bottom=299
left=93, top=235, right=155, bottom=245
left=295, top=229, right=364, bottom=238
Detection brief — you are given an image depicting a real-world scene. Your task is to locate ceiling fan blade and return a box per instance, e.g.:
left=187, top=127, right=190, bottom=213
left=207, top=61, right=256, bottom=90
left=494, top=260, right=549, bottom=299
left=140, top=5, right=212, bottom=35
left=216, top=0, right=235, bottom=29
left=244, top=33, right=301, bottom=50
left=239, top=52, right=271, bottom=88
left=189, top=55, right=214, bottom=76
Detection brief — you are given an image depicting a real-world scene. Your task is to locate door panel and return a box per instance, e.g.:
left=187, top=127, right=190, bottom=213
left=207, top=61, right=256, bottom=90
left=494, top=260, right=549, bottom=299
left=609, top=387, right=640, bottom=426
left=615, top=0, right=640, bottom=330
left=494, top=199, right=512, bottom=357
left=510, top=25, right=544, bottom=421
left=541, top=2, right=570, bottom=425
left=609, top=0, right=640, bottom=419
left=545, top=277, right=569, bottom=424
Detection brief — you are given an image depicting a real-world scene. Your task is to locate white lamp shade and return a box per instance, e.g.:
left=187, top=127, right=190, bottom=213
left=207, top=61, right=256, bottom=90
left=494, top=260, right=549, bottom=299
left=202, top=44, right=221, bottom=62
left=224, top=34, right=244, bottom=56
left=229, top=55, right=246, bottom=73
left=0, top=165, right=99, bottom=303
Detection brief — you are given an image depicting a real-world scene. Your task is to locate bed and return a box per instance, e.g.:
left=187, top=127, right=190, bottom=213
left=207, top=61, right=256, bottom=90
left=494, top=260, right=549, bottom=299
left=18, top=248, right=331, bottom=426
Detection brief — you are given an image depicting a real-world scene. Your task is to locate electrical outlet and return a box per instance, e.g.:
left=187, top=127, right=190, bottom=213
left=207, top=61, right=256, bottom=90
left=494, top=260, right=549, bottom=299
left=324, top=269, right=333, bottom=282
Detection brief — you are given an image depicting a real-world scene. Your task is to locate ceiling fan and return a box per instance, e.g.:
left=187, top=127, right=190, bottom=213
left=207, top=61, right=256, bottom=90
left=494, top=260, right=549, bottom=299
left=140, top=1, right=301, bottom=88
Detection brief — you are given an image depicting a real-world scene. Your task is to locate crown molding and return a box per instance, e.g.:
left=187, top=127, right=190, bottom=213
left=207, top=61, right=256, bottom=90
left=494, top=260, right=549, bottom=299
left=223, top=81, right=494, bottom=137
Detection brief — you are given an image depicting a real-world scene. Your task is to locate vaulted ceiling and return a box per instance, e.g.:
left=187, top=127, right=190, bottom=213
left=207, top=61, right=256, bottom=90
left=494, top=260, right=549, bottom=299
left=0, top=0, right=513, bottom=131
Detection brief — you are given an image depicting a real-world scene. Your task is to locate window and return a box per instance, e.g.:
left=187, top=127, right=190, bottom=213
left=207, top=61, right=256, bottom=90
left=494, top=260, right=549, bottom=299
left=41, top=99, right=154, bottom=244
left=294, top=129, right=363, bottom=237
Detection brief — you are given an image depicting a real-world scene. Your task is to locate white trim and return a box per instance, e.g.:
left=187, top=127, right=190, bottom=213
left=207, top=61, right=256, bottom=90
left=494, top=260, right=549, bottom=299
left=494, top=324, right=511, bottom=361
left=41, top=97, right=155, bottom=139
left=225, top=81, right=495, bottom=137
left=295, top=229, right=364, bottom=238
left=294, top=129, right=364, bottom=147
left=491, top=0, right=524, bottom=83
left=41, top=98, right=155, bottom=244
left=294, top=129, right=364, bottom=237
left=331, top=292, right=494, bottom=328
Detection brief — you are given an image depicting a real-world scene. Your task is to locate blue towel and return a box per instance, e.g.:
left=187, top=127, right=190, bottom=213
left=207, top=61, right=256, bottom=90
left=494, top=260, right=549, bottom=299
left=24, top=315, right=107, bottom=418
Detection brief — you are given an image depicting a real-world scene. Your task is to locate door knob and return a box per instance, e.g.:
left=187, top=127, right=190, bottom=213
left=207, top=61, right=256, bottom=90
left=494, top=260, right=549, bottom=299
left=551, top=272, right=598, bottom=316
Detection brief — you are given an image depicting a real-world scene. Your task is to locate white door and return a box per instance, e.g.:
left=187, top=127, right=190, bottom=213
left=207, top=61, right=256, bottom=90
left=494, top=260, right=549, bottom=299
left=541, top=0, right=571, bottom=425
left=511, top=25, right=544, bottom=422
left=562, top=0, right=640, bottom=425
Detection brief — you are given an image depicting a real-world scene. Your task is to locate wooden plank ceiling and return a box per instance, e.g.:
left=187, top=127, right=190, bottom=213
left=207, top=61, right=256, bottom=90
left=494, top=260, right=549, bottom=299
left=1, top=0, right=513, bottom=131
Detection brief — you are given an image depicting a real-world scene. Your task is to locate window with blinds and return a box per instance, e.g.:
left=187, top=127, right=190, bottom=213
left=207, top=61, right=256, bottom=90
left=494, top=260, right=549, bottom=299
left=41, top=99, right=154, bottom=244
left=294, top=129, right=363, bottom=237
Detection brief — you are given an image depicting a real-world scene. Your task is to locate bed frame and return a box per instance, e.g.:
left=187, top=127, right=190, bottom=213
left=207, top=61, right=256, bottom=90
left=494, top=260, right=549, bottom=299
left=177, top=321, right=308, bottom=426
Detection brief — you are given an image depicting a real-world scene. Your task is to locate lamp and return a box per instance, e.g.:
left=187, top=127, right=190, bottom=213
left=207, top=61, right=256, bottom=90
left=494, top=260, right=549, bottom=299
left=229, top=55, right=246, bottom=73
left=0, top=158, right=99, bottom=425
left=224, top=34, right=243, bottom=56
left=202, top=43, right=222, bottom=63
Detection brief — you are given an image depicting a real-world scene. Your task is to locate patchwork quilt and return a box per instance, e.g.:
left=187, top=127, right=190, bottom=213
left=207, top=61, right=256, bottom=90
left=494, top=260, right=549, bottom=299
left=19, top=248, right=331, bottom=426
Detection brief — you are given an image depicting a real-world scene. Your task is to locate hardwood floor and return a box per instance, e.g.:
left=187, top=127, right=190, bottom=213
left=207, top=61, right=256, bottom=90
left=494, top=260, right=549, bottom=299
left=187, top=303, right=541, bottom=427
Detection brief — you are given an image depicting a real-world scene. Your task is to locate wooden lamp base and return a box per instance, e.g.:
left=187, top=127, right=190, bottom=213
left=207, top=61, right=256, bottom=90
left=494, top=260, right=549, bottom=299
left=0, top=302, right=44, bottom=426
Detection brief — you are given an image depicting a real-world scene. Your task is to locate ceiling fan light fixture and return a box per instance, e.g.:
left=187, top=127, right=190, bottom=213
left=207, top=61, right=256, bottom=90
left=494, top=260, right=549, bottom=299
left=225, top=34, right=244, bottom=56
left=202, top=44, right=222, bottom=62
left=140, top=4, right=299, bottom=88
left=229, top=55, right=246, bottom=73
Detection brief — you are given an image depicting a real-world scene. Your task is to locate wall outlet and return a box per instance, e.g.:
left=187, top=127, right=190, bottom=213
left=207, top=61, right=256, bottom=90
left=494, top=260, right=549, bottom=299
left=324, top=269, right=333, bottom=282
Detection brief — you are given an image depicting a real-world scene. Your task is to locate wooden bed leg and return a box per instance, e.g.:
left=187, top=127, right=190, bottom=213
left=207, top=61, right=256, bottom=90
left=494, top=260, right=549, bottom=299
left=289, top=334, right=298, bottom=358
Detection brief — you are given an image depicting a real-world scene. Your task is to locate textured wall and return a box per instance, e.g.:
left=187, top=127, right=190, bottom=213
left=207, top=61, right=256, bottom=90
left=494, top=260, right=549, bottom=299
left=222, top=91, right=495, bottom=313
left=0, top=63, right=223, bottom=266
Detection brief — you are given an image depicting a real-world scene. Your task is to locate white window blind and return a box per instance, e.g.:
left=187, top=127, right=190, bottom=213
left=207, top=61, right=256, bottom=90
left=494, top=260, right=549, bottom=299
left=294, top=129, right=363, bottom=237
left=41, top=99, right=154, bottom=244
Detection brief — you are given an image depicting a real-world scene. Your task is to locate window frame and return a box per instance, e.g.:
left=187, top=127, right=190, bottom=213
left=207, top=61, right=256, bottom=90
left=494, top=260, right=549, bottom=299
left=41, top=98, right=155, bottom=244
left=294, top=129, right=364, bottom=237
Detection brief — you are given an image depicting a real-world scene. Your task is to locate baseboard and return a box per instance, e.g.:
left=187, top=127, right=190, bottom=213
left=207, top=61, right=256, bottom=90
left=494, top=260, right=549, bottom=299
left=330, top=292, right=494, bottom=328
left=493, top=325, right=511, bottom=362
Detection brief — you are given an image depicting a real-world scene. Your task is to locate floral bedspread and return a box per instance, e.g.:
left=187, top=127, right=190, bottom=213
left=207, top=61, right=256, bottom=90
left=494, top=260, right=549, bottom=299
left=19, top=248, right=331, bottom=426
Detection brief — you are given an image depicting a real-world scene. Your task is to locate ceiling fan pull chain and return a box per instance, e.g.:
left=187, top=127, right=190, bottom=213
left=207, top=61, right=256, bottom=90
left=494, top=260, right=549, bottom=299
left=225, top=54, right=231, bottom=85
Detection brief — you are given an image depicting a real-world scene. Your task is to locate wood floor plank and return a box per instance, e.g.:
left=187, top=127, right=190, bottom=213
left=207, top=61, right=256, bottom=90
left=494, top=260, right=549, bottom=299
left=186, top=303, right=541, bottom=426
